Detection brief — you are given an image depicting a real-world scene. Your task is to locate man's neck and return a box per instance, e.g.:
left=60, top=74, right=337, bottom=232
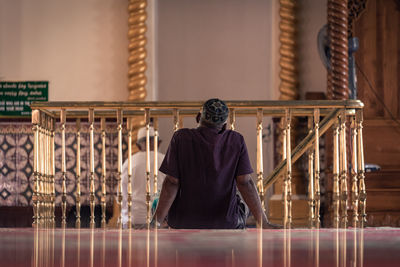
left=199, top=121, right=224, bottom=132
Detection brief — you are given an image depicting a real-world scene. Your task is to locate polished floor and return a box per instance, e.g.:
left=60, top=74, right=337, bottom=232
left=0, top=227, right=399, bottom=267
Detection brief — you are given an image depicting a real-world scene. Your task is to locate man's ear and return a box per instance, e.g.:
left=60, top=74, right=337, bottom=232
left=196, top=112, right=201, bottom=123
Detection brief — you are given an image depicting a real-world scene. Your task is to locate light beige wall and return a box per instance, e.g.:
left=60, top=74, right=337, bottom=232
left=156, top=0, right=279, bottom=102
left=298, top=0, right=327, bottom=98
left=156, top=0, right=327, bottom=102
left=0, top=0, right=326, bottom=101
left=0, top=0, right=129, bottom=101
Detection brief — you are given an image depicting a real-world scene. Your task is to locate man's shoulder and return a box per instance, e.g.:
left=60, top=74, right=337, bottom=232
left=174, top=128, right=195, bottom=138
left=225, top=129, right=243, bottom=136
left=176, top=128, right=194, bottom=134
left=224, top=129, right=244, bottom=141
left=174, top=127, right=245, bottom=144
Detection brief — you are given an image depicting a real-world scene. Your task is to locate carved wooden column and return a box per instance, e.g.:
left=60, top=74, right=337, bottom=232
left=327, top=0, right=349, bottom=100
left=278, top=0, right=299, bottom=101
left=128, top=0, right=147, bottom=102
left=269, top=0, right=309, bottom=227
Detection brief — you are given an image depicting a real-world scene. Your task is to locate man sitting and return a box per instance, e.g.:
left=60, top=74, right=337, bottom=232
left=153, top=98, right=276, bottom=229
left=122, top=126, right=166, bottom=228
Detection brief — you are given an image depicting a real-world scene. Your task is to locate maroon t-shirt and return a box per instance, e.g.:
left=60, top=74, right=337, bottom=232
left=159, top=126, right=253, bottom=229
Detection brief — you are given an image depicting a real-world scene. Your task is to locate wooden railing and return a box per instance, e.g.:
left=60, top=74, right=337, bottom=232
left=30, top=100, right=365, bottom=229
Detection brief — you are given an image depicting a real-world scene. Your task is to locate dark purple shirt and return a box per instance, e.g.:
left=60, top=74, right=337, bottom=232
left=159, top=126, right=253, bottom=229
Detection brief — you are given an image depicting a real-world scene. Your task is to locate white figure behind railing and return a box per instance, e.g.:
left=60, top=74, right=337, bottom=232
left=121, top=126, right=166, bottom=228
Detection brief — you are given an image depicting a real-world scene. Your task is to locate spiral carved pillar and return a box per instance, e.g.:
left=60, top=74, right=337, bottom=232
left=128, top=0, right=148, bottom=101
left=279, top=0, right=299, bottom=101
left=327, top=0, right=349, bottom=100
left=128, top=1, right=147, bottom=149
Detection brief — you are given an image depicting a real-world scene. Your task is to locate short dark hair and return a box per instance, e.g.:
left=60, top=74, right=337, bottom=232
left=201, top=98, right=229, bottom=126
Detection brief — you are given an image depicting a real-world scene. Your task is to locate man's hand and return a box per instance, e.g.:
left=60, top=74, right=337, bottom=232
left=236, top=174, right=280, bottom=229
left=149, top=219, right=162, bottom=229
left=260, top=221, right=282, bottom=229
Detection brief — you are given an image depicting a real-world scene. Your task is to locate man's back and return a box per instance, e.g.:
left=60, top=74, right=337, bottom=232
left=160, top=126, right=252, bottom=229
left=122, top=151, right=166, bottom=225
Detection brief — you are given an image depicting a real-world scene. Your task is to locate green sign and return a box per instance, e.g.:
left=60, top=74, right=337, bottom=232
left=0, top=81, right=48, bottom=116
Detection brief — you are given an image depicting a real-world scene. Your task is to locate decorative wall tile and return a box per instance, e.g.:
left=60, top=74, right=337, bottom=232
left=0, top=122, right=127, bottom=207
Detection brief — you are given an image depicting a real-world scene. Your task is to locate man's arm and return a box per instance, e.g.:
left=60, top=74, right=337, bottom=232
left=153, top=175, right=179, bottom=224
left=236, top=174, right=279, bottom=229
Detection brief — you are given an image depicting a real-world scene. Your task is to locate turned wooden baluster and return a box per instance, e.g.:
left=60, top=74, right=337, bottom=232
left=314, top=109, right=321, bottom=228
left=50, top=117, right=56, bottom=227
left=350, top=115, right=359, bottom=227
left=101, top=118, right=107, bottom=228
left=100, top=117, right=107, bottom=228
left=127, top=117, right=133, bottom=228
left=283, top=109, right=292, bottom=229
left=153, top=118, right=160, bottom=195
left=60, top=109, right=67, bottom=228
left=116, top=109, right=123, bottom=228
left=332, top=119, right=340, bottom=228
left=75, top=119, right=81, bottom=228
left=256, top=109, right=265, bottom=211
left=356, top=110, right=366, bottom=227
left=89, top=109, right=96, bottom=228
left=307, top=116, right=315, bottom=228
left=145, top=109, right=151, bottom=227
left=32, top=110, right=40, bottom=227
left=339, top=111, right=348, bottom=228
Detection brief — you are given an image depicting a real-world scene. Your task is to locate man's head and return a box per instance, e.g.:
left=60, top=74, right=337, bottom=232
left=136, top=126, right=161, bottom=151
left=197, top=98, right=229, bottom=130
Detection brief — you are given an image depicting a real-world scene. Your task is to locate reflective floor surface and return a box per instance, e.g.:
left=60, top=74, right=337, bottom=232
left=0, top=228, right=399, bottom=267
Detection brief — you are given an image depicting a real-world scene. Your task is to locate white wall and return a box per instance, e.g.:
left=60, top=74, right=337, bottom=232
left=0, top=0, right=129, bottom=101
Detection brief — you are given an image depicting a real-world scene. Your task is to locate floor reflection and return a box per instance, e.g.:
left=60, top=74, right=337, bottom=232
left=1, top=227, right=400, bottom=266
